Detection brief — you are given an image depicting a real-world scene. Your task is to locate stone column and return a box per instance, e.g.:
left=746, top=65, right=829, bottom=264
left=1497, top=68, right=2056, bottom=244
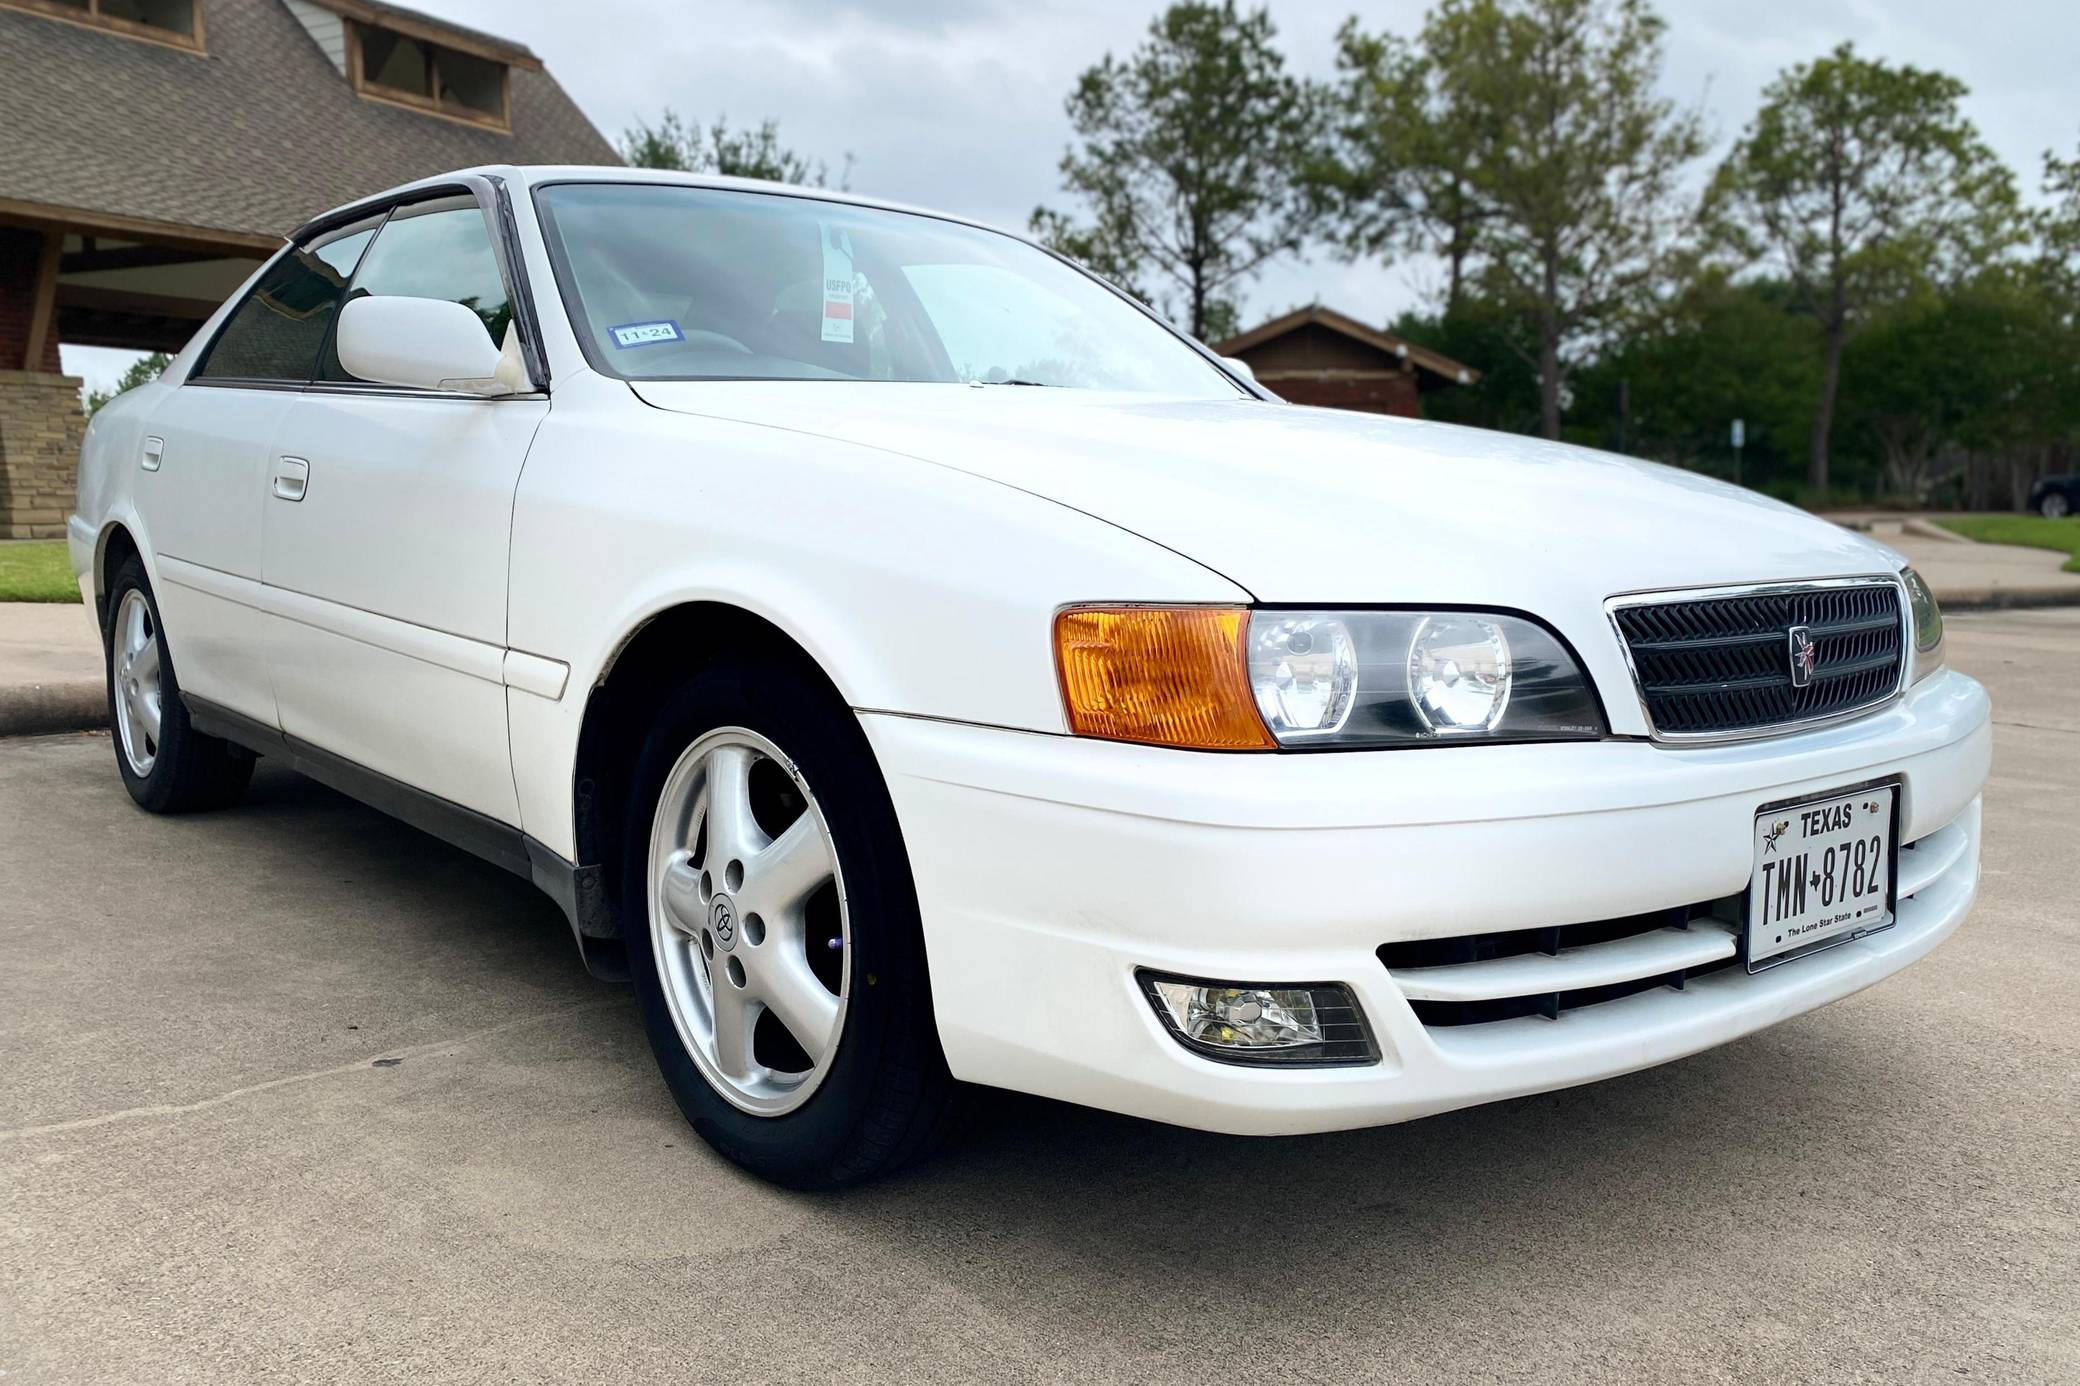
left=0, top=370, right=86, bottom=539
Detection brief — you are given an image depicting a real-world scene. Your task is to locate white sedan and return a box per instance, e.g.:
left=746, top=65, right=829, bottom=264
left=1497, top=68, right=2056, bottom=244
left=71, top=166, right=1989, bottom=1187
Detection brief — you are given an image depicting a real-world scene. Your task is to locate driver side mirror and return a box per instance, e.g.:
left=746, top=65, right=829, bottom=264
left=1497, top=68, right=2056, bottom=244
left=1222, top=355, right=1258, bottom=386
left=336, top=295, right=526, bottom=396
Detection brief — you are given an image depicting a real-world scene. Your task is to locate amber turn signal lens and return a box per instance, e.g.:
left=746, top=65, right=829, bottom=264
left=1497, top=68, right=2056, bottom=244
left=1053, top=606, right=1274, bottom=750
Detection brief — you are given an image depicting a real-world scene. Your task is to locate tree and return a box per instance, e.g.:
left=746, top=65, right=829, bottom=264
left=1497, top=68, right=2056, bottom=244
left=620, top=111, right=852, bottom=189
left=1708, top=44, right=2020, bottom=493
left=1571, top=272, right=1819, bottom=478
left=2038, top=139, right=2080, bottom=308
left=1314, top=19, right=1493, bottom=314
left=1029, top=1, right=1318, bottom=341
left=84, top=351, right=171, bottom=416
left=1841, top=277, right=2071, bottom=504
left=1412, top=0, right=1704, bottom=441
left=1390, top=300, right=1545, bottom=434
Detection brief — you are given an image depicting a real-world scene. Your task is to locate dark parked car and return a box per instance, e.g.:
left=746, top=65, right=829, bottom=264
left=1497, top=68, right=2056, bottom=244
left=2028, top=475, right=2077, bottom=519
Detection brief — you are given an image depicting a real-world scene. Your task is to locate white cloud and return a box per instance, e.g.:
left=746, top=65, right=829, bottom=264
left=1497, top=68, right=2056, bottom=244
left=357, top=0, right=2080, bottom=335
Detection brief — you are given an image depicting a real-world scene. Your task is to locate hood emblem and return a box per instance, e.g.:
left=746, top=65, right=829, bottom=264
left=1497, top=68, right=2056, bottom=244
left=1787, top=626, right=1818, bottom=688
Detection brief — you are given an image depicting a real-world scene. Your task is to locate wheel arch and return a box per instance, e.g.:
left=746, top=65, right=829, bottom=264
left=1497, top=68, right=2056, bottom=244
left=94, top=521, right=143, bottom=630
left=569, top=599, right=858, bottom=955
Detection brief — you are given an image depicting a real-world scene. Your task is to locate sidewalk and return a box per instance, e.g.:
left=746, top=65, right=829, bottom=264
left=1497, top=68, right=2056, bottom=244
left=0, top=599, right=103, bottom=736
left=4, top=523, right=2077, bottom=738
left=1849, top=516, right=2080, bottom=609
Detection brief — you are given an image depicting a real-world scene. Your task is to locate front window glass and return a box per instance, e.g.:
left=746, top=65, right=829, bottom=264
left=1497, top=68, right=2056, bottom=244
left=535, top=183, right=1235, bottom=396
left=322, top=196, right=511, bottom=381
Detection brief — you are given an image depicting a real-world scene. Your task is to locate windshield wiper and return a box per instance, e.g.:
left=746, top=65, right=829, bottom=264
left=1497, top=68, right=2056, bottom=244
left=970, top=377, right=1053, bottom=387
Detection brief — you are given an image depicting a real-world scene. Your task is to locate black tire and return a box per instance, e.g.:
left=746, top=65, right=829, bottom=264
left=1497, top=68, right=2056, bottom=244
left=619, top=654, right=956, bottom=1188
left=2041, top=492, right=2071, bottom=520
left=103, top=556, right=254, bottom=814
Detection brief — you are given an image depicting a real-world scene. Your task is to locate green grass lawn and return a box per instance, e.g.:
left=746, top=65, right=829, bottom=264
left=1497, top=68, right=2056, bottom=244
left=1936, top=515, right=2080, bottom=573
left=0, top=540, right=79, bottom=603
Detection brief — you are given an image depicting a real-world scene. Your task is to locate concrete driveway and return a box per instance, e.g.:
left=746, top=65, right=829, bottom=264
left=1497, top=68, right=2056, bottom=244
left=2, top=613, right=2075, bottom=1385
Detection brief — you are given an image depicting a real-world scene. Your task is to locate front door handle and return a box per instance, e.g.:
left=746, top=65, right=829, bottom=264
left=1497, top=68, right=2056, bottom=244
left=271, top=456, right=309, bottom=502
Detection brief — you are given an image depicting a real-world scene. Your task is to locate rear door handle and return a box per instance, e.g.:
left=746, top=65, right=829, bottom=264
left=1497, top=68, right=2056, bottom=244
left=141, top=436, right=164, bottom=471
left=271, top=456, right=309, bottom=502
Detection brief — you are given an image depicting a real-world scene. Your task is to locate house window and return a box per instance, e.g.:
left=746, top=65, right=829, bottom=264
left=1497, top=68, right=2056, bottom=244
left=0, top=0, right=203, bottom=50
left=352, top=21, right=510, bottom=131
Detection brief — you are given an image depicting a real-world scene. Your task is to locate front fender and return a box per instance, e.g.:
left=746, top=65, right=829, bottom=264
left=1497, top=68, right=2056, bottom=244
left=504, top=375, right=1245, bottom=859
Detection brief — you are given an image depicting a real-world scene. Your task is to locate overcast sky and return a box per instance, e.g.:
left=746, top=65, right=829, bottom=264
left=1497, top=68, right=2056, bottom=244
left=63, top=0, right=2080, bottom=393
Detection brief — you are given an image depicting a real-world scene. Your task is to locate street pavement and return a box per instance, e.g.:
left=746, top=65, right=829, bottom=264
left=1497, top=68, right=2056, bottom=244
left=0, top=612, right=2075, bottom=1385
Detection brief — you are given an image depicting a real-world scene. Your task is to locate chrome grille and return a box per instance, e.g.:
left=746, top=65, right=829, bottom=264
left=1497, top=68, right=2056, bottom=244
left=1611, top=579, right=1906, bottom=739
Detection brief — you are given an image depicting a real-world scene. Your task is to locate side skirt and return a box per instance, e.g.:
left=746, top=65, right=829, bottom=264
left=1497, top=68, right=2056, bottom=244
left=185, top=695, right=625, bottom=981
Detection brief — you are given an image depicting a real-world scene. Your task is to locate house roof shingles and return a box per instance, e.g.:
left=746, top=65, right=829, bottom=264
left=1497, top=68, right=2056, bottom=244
left=0, top=0, right=617, bottom=246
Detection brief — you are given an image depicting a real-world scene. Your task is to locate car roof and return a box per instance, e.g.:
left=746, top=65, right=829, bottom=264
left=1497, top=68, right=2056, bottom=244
left=293, top=163, right=1026, bottom=249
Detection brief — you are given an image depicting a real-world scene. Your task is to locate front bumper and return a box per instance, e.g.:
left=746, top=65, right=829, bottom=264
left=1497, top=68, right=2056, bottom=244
left=862, top=667, right=1990, bottom=1135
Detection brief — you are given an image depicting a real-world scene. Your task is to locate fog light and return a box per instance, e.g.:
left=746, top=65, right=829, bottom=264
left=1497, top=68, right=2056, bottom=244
left=1140, top=973, right=1376, bottom=1067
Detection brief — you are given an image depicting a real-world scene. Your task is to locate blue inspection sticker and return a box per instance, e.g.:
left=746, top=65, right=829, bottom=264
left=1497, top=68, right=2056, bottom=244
left=609, top=320, right=684, bottom=349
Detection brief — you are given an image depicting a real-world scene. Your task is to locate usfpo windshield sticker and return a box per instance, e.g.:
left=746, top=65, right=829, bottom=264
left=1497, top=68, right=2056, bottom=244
left=609, top=320, right=683, bottom=349
left=820, top=226, right=856, bottom=345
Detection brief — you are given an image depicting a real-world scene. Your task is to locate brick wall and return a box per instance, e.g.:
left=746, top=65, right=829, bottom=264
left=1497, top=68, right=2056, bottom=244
left=0, top=370, right=86, bottom=539
left=0, top=228, right=62, bottom=375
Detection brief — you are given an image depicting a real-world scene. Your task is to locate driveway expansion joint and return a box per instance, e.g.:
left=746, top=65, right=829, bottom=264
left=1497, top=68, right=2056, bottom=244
left=0, top=1000, right=618, bottom=1143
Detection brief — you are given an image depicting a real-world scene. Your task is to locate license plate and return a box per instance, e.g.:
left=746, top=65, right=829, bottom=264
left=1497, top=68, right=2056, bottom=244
left=1747, top=783, right=1898, bottom=971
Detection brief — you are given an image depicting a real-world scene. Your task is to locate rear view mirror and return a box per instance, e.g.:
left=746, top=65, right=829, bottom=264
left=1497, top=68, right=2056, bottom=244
left=336, top=295, right=525, bottom=396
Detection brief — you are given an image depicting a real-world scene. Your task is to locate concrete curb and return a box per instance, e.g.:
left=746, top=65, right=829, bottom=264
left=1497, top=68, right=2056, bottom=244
left=0, top=681, right=106, bottom=738
left=1902, top=518, right=1973, bottom=544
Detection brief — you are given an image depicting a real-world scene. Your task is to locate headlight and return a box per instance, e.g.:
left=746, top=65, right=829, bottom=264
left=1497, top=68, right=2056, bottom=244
left=1248, top=615, right=1357, bottom=737
left=1408, top=614, right=1513, bottom=733
left=1901, top=567, right=1944, bottom=682
left=1055, top=605, right=1603, bottom=750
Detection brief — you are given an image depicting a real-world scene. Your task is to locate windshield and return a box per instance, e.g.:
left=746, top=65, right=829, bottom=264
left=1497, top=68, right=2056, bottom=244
left=534, top=182, right=1238, bottom=396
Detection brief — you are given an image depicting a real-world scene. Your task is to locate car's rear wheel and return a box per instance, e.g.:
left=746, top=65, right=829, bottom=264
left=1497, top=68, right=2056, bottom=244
left=104, top=557, right=254, bottom=813
left=621, top=655, right=955, bottom=1187
left=2042, top=491, right=2071, bottom=519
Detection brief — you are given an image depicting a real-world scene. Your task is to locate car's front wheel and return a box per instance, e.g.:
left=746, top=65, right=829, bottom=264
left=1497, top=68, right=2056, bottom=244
left=620, top=655, right=955, bottom=1187
left=104, top=556, right=254, bottom=813
left=2041, top=491, right=2071, bottom=519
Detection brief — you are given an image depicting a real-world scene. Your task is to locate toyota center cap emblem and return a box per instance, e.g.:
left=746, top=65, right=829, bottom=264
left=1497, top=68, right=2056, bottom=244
left=709, top=895, right=737, bottom=950
left=1787, top=625, right=1818, bottom=688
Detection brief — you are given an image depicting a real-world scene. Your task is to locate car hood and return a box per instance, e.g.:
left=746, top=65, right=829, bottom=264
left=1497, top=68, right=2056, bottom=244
left=629, top=381, right=1901, bottom=607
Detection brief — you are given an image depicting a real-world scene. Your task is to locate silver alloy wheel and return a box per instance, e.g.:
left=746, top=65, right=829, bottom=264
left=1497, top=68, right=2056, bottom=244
left=647, top=726, right=850, bottom=1116
left=112, top=588, right=164, bottom=777
left=2044, top=492, right=2071, bottom=519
